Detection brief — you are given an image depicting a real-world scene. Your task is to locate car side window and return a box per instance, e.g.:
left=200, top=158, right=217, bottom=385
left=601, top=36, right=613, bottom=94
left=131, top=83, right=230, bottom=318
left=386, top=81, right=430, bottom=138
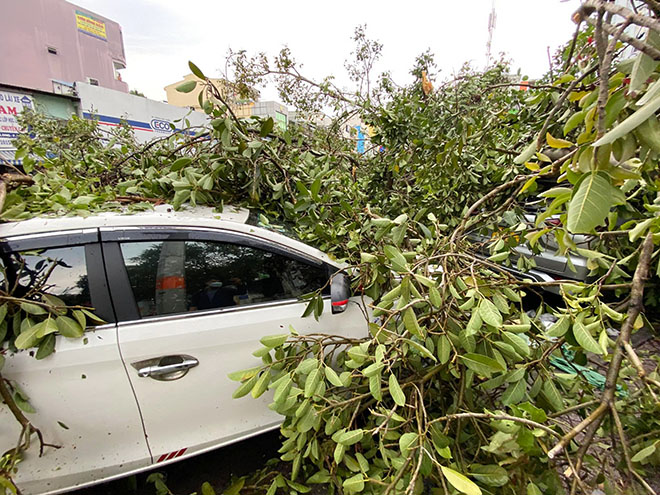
left=119, top=240, right=330, bottom=318
left=1, top=246, right=92, bottom=308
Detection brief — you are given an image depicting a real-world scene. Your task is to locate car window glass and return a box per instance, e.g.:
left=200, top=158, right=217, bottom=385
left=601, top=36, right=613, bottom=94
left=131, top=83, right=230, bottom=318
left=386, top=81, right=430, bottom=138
left=1, top=246, right=91, bottom=308
left=120, top=240, right=329, bottom=318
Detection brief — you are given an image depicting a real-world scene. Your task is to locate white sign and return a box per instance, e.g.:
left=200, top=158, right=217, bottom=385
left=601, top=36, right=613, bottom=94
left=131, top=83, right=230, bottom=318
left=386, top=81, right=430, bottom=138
left=0, top=90, right=33, bottom=151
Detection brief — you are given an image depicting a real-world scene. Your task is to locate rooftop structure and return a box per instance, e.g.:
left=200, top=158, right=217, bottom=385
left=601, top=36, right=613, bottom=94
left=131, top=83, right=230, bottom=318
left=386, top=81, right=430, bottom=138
left=0, top=0, right=128, bottom=94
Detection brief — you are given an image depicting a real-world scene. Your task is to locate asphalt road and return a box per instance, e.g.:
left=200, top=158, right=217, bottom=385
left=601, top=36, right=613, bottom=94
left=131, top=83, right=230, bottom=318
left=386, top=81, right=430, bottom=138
left=74, top=430, right=282, bottom=495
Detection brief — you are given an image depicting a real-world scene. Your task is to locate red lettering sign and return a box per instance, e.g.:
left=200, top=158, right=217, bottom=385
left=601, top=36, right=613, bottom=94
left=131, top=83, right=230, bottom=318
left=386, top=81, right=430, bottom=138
left=0, top=106, right=18, bottom=115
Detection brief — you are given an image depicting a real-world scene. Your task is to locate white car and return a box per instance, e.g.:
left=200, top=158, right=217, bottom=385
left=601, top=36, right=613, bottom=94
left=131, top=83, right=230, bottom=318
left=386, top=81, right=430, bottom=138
left=0, top=206, right=367, bottom=495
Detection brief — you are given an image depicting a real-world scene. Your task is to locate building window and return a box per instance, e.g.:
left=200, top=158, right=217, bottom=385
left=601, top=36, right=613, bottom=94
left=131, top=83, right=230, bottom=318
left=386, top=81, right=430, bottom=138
left=47, top=46, right=58, bottom=55
left=87, top=77, right=99, bottom=86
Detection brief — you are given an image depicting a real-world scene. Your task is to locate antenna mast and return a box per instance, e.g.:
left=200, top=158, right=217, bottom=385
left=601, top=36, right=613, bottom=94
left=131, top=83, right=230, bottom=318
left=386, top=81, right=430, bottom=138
left=486, top=0, right=496, bottom=66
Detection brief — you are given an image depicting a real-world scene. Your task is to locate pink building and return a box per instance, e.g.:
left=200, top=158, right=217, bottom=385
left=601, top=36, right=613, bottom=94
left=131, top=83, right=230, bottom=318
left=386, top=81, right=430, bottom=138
left=0, top=0, right=128, bottom=94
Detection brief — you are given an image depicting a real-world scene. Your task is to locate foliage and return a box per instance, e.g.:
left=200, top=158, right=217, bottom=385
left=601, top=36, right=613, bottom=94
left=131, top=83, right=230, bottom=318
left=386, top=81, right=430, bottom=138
left=2, top=3, right=660, bottom=495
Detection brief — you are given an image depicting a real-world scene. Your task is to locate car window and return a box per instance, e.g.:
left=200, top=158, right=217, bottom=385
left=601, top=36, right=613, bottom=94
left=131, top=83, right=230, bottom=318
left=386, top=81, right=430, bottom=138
left=1, top=246, right=92, bottom=308
left=120, top=240, right=330, bottom=318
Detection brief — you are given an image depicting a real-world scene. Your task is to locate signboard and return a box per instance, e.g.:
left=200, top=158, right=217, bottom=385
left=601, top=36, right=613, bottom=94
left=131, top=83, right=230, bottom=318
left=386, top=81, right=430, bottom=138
left=0, top=91, right=33, bottom=151
left=75, top=10, right=107, bottom=41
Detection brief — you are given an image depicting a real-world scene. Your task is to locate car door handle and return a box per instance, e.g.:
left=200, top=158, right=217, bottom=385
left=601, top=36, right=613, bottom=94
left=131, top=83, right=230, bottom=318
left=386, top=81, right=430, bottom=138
left=132, top=355, right=199, bottom=380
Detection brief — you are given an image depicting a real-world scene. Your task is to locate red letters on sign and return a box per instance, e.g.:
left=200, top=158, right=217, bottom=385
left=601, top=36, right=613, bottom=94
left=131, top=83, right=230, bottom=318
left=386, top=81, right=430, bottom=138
left=0, top=106, right=18, bottom=115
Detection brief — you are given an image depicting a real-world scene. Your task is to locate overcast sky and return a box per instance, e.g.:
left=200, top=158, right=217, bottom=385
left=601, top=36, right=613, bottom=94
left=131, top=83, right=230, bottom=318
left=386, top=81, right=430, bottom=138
left=72, top=0, right=582, bottom=103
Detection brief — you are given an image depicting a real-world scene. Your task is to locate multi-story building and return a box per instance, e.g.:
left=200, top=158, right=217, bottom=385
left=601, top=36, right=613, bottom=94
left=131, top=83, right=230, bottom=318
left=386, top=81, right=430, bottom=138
left=0, top=0, right=128, bottom=95
left=165, top=75, right=289, bottom=130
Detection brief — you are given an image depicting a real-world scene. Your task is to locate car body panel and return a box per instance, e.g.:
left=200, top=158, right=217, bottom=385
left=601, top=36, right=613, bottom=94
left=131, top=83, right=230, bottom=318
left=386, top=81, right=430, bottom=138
left=0, top=206, right=368, bottom=494
left=0, top=328, right=151, bottom=495
left=117, top=298, right=366, bottom=463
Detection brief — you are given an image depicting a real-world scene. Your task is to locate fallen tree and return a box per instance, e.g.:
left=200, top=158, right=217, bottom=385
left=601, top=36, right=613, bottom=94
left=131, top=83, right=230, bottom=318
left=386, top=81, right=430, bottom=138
left=2, top=2, right=660, bottom=494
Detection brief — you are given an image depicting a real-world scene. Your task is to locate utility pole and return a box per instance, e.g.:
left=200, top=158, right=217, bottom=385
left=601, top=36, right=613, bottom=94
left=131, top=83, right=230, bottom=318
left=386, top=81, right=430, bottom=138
left=485, top=0, right=496, bottom=66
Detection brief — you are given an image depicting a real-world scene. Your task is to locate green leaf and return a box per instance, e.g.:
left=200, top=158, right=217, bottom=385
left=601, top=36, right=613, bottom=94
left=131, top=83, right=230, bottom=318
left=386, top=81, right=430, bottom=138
left=546, top=316, right=570, bottom=337
left=527, top=482, right=543, bottom=495
left=188, top=61, right=206, bottom=80
left=201, top=482, right=216, bottom=495
left=546, top=132, right=573, bottom=149
left=337, top=429, right=364, bottom=446
left=514, top=139, right=537, bottom=165
left=251, top=371, right=271, bottom=398
left=171, top=157, right=192, bottom=171
left=232, top=372, right=260, bottom=399
left=342, top=474, right=365, bottom=493
left=573, top=321, right=603, bottom=355
left=478, top=299, right=502, bottom=328
left=403, top=338, right=437, bottom=362
left=399, top=432, right=418, bottom=454
left=502, top=332, right=530, bottom=358
left=403, top=307, right=424, bottom=339
left=15, top=321, right=45, bottom=349
left=437, top=335, right=451, bottom=364
left=541, top=380, right=564, bottom=411
left=388, top=373, right=406, bottom=407
left=593, top=94, right=660, bottom=147
left=304, top=368, right=320, bottom=398
left=176, top=80, right=197, bottom=93
left=35, top=334, right=56, bottom=360
left=384, top=245, right=408, bottom=271
left=460, top=353, right=505, bottom=378
left=629, top=30, right=660, bottom=93
left=631, top=442, right=658, bottom=463
left=501, top=379, right=526, bottom=405
left=325, top=366, right=344, bottom=387
left=260, top=118, right=274, bottom=137
left=469, top=464, right=509, bottom=487
left=440, top=466, right=482, bottom=495
left=566, top=172, right=615, bottom=233
left=224, top=478, right=245, bottom=495
left=56, top=316, right=84, bottom=338
left=20, top=302, right=47, bottom=316
left=260, top=333, right=289, bottom=348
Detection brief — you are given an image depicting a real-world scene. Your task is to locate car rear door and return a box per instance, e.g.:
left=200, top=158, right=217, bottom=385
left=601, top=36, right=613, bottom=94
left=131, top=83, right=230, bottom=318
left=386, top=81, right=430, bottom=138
left=101, top=226, right=367, bottom=465
left=0, top=231, right=151, bottom=495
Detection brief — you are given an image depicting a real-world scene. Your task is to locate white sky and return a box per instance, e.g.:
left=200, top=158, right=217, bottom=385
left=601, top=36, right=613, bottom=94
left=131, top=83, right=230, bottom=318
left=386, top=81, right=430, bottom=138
left=72, top=0, right=582, bottom=103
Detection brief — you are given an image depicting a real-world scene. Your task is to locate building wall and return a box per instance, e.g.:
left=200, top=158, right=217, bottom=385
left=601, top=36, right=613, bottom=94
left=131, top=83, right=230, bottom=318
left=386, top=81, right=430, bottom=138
left=0, top=0, right=128, bottom=94
left=77, top=82, right=209, bottom=143
left=164, top=74, right=229, bottom=111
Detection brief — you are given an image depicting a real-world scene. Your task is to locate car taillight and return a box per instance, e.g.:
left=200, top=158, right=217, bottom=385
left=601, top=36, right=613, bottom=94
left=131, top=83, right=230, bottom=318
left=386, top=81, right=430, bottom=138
left=545, top=218, right=561, bottom=227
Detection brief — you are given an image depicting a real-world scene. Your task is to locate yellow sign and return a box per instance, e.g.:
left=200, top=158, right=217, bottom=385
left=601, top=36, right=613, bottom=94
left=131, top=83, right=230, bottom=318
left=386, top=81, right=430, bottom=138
left=75, top=11, right=107, bottom=41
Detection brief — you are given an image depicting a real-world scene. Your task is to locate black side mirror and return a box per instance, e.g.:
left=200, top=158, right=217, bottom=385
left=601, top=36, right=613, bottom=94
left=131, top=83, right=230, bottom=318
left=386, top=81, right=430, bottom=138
left=331, top=271, right=350, bottom=314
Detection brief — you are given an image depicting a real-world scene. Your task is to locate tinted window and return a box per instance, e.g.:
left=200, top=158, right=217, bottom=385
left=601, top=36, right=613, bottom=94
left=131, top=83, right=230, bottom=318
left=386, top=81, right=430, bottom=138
left=120, top=240, right=329, bottom=318
left=1, top=246, right=91, bottom=308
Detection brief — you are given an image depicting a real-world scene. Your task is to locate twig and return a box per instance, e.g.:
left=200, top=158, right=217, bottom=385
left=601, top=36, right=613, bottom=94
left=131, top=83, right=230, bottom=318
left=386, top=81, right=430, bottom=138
left=596, top=18, right=631, bottom=138
left=429, top=412, right=560, bottom=438
left=0, top=373, right=59, bottom=457
left=583, top=16, right=660, bottom=59
left=582, top=0, right=660, bottom=33
left=564, top=23, right=582, bottom=73
left=536, top=65, right=599, bottom=150
left=548, top=232, right=654, bottom=463
left=450, top=175, right=529, bottom=244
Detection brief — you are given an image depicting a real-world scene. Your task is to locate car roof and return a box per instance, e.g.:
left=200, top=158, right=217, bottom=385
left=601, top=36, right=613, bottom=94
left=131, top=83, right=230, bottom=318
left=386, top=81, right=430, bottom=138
left=0, top=205, right=340, bottom=267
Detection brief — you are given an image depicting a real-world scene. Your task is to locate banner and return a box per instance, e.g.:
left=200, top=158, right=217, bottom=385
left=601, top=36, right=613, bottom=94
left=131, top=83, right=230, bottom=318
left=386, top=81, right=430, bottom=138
left=76, top=10, right=107, bottom=41
left=0, top=91, right=33, bottom=151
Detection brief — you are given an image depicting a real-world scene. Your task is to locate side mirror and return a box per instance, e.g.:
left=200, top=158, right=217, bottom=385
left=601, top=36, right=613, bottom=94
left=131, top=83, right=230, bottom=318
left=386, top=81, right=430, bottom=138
left=331, top=271, right=350, bottom=314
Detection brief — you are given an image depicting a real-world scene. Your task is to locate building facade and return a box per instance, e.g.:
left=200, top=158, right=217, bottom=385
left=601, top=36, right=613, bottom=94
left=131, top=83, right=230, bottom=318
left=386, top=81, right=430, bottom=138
left=165, top=75, right=289, bottom=130
left=0, top=0, right=128, bottom=95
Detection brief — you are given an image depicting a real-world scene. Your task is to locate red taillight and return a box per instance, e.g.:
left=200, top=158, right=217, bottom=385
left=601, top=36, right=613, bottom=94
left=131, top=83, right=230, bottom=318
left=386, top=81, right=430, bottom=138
left=545, top=218, right=561, bottom=227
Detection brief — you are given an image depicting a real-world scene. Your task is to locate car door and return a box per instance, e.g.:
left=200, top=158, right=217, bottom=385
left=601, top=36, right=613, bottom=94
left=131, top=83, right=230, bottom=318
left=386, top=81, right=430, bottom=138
left=101, top=226, right=367, bottom=464
left=0, top=232, right=151, bottom=495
